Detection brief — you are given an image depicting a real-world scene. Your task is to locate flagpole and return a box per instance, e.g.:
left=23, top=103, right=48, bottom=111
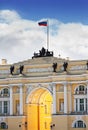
left=47, top=20, right=49, bottom=50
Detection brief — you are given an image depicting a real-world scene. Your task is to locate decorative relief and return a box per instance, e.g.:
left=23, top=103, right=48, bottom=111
left=70, top=65, right=87, bottom=71
left=27, top=67, right=53, bottom=73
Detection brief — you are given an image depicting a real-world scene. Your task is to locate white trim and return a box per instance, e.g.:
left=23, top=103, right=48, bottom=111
left=52, top=83, right=56, bottom=114
left=74, top=95, right=87, bottom=99
left=72, top=119, right=87, bottom=128
left=0, top=99, right=9, bottom=101
left=69, top=84, right=72, bottom=112
left=0, top=73, right=88, bottom=81
left=87, top=85, right=88, bottom=113
left=0, top=80, right=88, bottom=88
left=19, top=85, right=23, bottom=115
left=64, top=83, right=67, bottom=113
left=0, top=116, right=26, bottom=119
left=10, top=87, right=13, bottom=115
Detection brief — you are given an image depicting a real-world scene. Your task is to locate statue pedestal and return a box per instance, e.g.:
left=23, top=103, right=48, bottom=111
left=52, top=72, right=57, bottom=76
left=62, top=71, right=67, bottom=75
left=9, top=74, right=13, bottom=77
left=19, top=74, right=23, bottom=77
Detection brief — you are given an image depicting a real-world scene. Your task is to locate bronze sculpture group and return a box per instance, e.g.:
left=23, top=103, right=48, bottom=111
left=32, top=47, right=53, bottom=58
left=10, top=65, right=24, bottom=75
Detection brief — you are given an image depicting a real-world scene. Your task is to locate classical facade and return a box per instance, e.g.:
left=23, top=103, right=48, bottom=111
left=0, top=54, right=88, bottom=130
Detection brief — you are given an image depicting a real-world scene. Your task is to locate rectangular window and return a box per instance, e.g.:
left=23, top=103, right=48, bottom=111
left=80, top=99, right=84, bottom=111
left=4, top=101, right=8, bottom=113
left=0, top=101, right=2, bottom=113
left=86, top=99, right=87, bottom=112
left=78, top=121, right=83, bottom=128
left=76, top=99, right=78, bottom=111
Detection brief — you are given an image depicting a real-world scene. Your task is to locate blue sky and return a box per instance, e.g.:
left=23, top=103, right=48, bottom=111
left=0, top=0, right=88, bottom=24
left=0, top=0, right=88, bottom=63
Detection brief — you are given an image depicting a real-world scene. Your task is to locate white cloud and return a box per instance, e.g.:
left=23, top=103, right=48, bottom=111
left=0, top=9, right=88, bottom=64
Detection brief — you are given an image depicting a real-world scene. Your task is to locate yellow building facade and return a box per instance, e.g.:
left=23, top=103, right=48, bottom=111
left=0, top=56, right=88, bottom=130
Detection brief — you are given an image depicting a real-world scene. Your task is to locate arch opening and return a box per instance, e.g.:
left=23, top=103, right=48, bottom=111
left=27, top=88, right=53, bottom=130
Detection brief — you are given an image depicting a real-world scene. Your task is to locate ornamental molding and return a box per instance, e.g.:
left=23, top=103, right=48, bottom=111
left=26, top=83, right=53, bottom=95
left=70, top=65, right=87, bottom=71
left=0, top=69, right=10, bottom=74
left=27, top=67, right=53, bottom=73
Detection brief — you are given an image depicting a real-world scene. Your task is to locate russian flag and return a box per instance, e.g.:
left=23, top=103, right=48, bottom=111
left=38, top=21, right=47, bottom=26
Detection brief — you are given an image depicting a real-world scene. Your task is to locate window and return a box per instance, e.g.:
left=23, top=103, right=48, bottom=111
left=74, top=120, right=86, bottom=128
left=75, top=85, right=87, bottom=94
left=75, top=98, right=87, bottom=112
left=3, top=88, right=9, bottom=94
left=0, top=122, right=8, bottom=129
left=0, top=88, right=10, bottom=97
left=4, top=101, right=8, bottom=114
left=0, top=101, right=9, bottom=115
left=0, top=101, right=2, bottom=113
left=80, top=99, right=84, bottom=111
left=76, top=99, right=78, bottom=111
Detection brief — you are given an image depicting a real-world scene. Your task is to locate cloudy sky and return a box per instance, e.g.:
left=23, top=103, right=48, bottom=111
left=0, top=0, right=88, bottom=64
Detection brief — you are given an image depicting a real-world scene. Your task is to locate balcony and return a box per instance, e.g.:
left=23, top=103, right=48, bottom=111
left=0, top=113, right=10, bottom=116
left=70, top=111, right=87, bottom=115
left=53, top=111, right=88, bottom=115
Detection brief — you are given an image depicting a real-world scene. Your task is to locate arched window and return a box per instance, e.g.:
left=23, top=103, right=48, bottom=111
left=0, top=122, right=8, bottom=129
left=73, top=120, right=86, bottom=128
left=75, top=85, right=87, bottom=94
left=0, top=88, right=9, bottom=97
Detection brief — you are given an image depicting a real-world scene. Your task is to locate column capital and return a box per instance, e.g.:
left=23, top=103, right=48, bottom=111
left=63, top=81, right=67, bottom=86
left=9, top=84, right=13, bottom=88
left=18, top=84, right=23, bottom=88
left=86, top=80, right=88, bottom=84
left=52, top=82, right=56, bottom=86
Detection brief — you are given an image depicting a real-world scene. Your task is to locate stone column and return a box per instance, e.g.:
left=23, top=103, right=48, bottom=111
left=87, top=84, right=88, bottom=113
left=84, top=98, right=86, bottom=112
left=2, top=101, right=4, bottom=114
left=52, top=83, right=56, bottom=114
left=74, top=98, right=76, bottom=112
left=78, top=98, right=80, bottom=112
left=19, top=84, right=23, bottom=115
left=64, top=82, right=67, bottom=113
left=69, top=83, right=72, bottom=113
left=10, top=85, right=13, bottom=115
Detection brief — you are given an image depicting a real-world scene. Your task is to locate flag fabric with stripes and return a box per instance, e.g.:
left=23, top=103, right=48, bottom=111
left=38, top=21, right=47, bottom=26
